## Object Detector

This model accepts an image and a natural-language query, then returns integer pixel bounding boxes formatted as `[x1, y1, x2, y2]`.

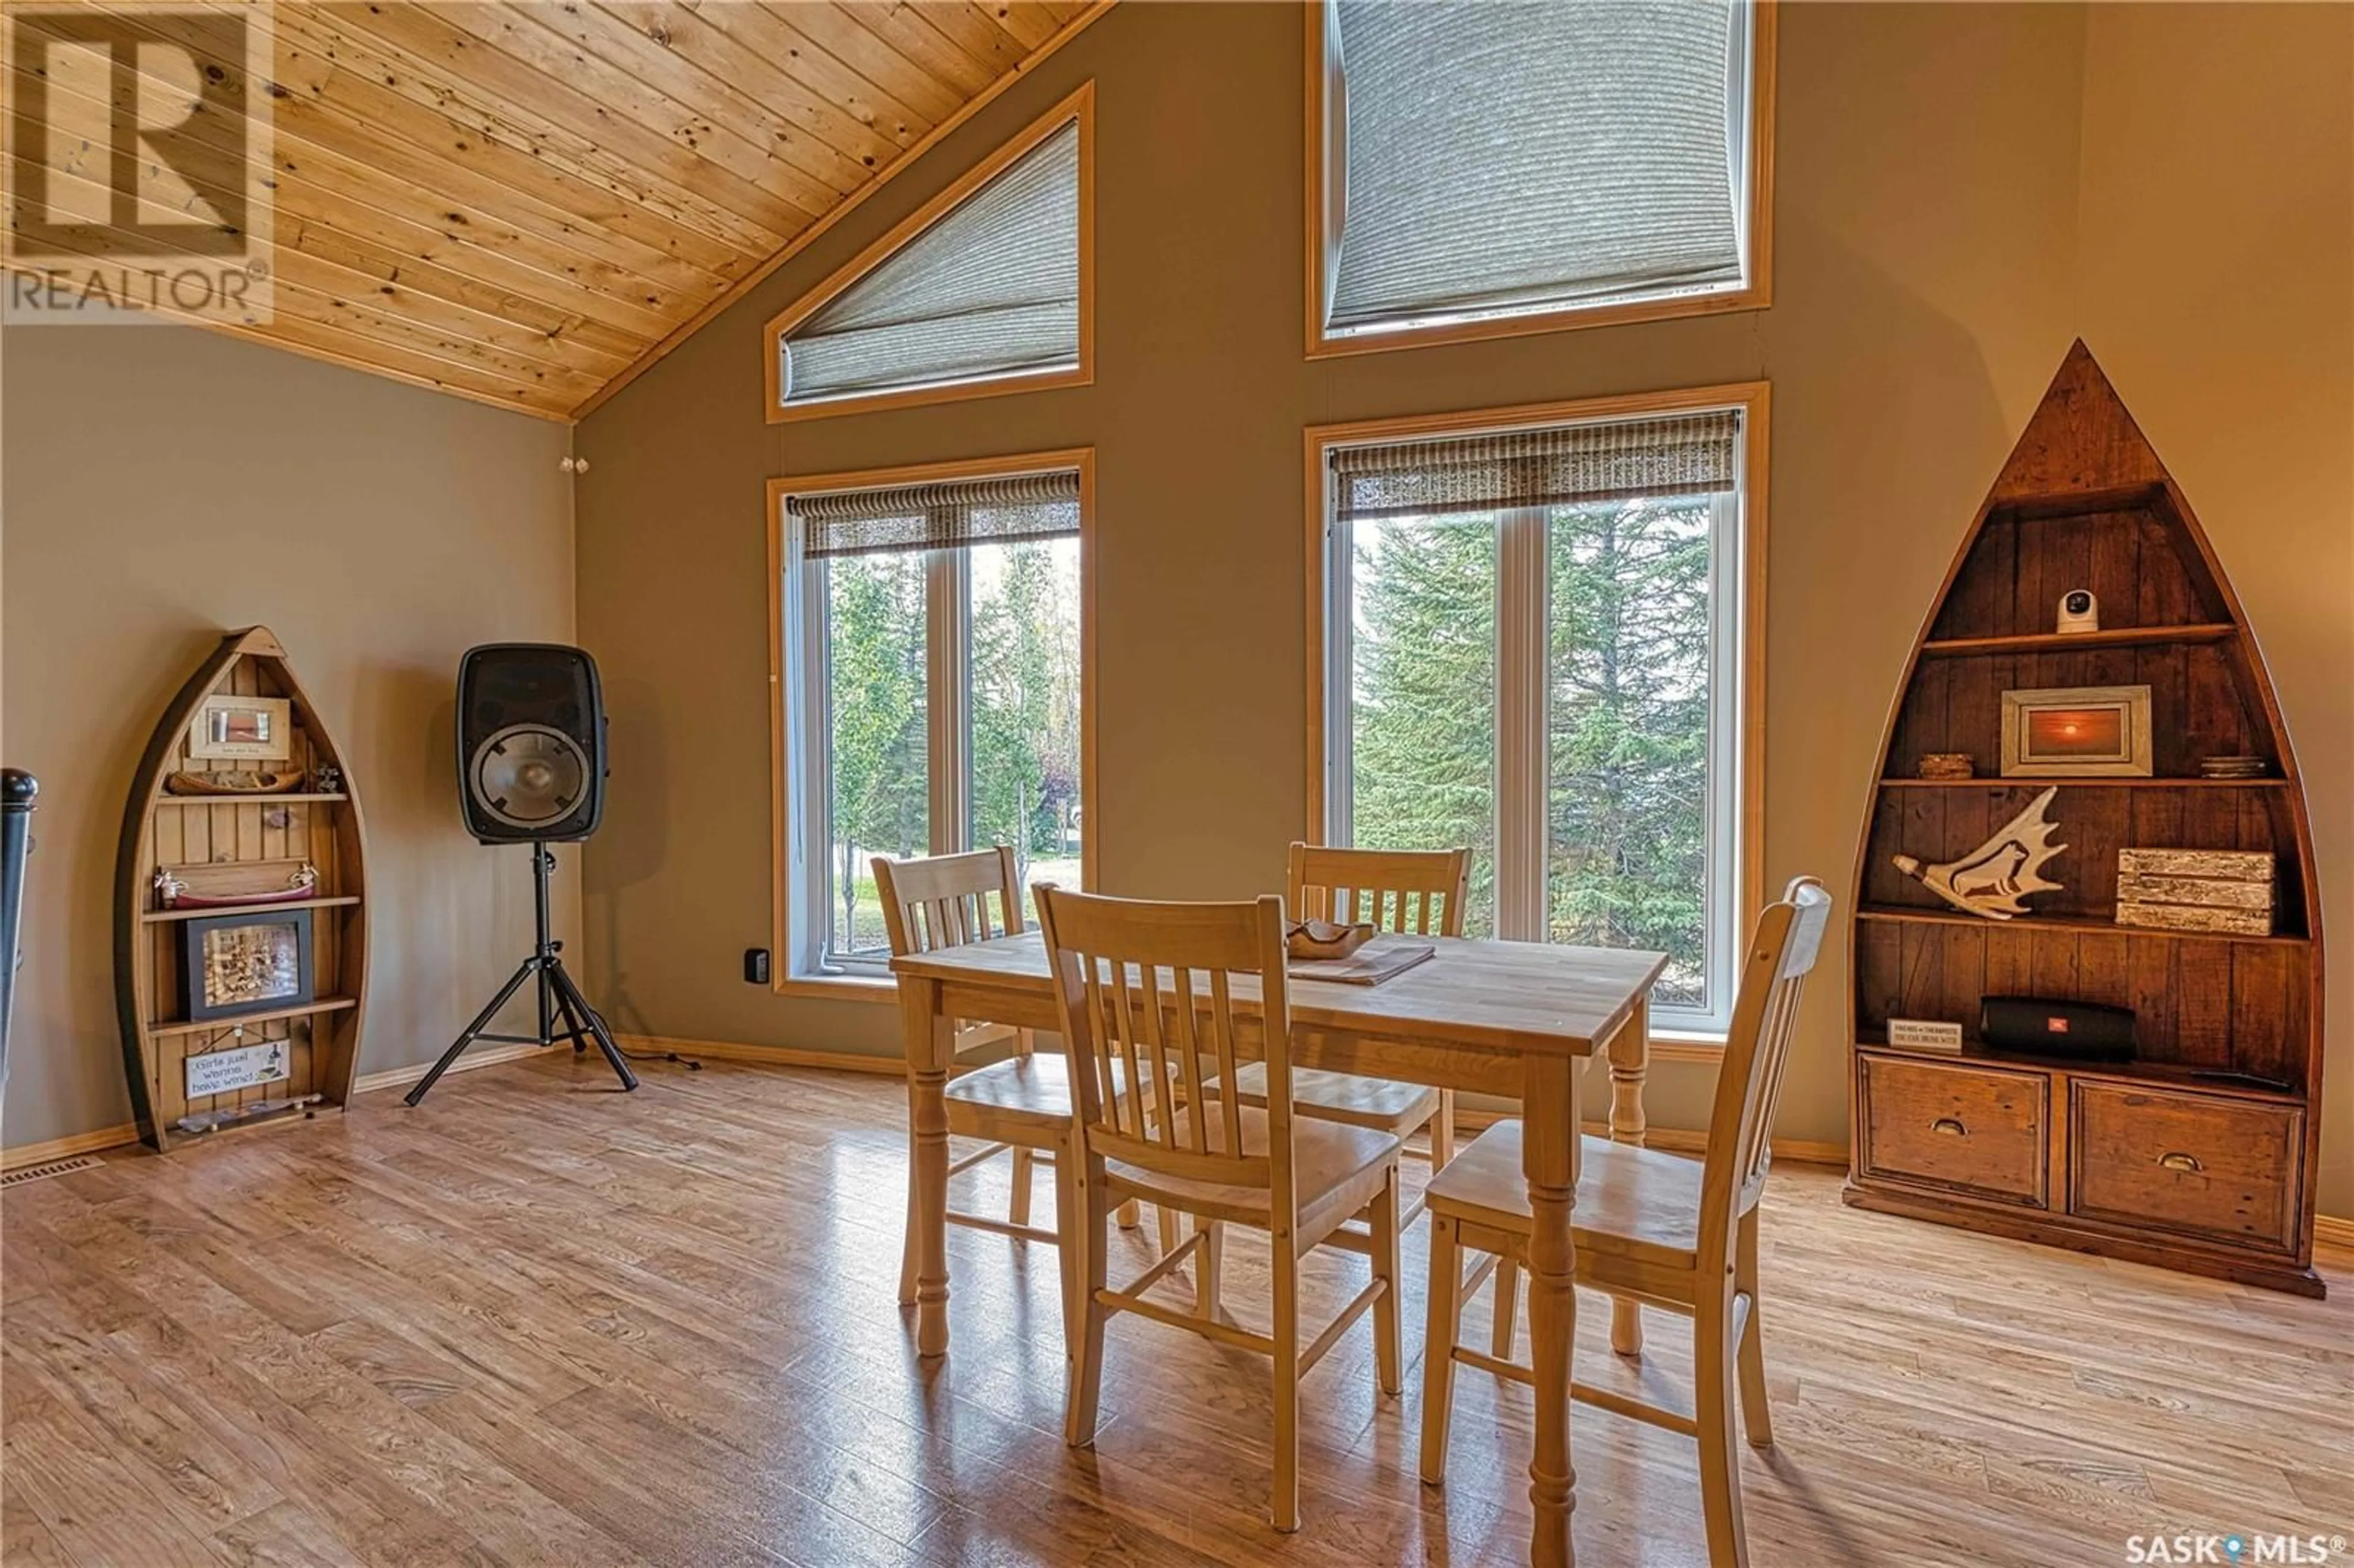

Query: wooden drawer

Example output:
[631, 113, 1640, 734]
[1859, 1054, 2048, 1206]
[2070, 1083, 2301, 1252]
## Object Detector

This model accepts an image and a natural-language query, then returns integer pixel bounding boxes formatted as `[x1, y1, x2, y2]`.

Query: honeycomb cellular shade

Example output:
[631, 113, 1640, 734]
[779, 121, 1081, 406]
[1327, 0, 1747, 333]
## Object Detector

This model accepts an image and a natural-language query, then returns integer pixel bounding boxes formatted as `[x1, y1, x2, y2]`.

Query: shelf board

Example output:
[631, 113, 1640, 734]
[1917, 623, 2235, 658]
[143, 895, 362, 924]
[1877, 775, 2284, 790]
[1856, 1037, 2304, 1103]
[148, 996, 357, 1038]
[1987, 481, 2169, 520]
[154, 793, 349, 807]
[1856, 904, 2309, 946]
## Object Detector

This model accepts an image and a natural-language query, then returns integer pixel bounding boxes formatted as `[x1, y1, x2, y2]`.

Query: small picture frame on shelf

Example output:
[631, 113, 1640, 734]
[180, 909, 314, 1022]
[1999, 684, 2152, 777]
[187, 695, 292, 761]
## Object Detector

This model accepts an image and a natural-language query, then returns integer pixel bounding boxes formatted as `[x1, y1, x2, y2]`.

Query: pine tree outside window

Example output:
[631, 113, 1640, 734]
[772, 455, 1091, 984]
[1312, 394, 1764, 1035]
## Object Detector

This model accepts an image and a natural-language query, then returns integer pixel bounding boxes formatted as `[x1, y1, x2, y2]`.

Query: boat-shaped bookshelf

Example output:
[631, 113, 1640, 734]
[115, 628, 370, 1151]
[1845, 343, 2325, 1296]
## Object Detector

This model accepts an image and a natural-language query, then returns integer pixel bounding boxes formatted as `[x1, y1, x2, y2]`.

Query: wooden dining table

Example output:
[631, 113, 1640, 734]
[890, 929, 1669, 1568]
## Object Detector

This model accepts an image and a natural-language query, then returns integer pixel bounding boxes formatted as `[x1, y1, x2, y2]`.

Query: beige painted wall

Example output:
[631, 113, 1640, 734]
[1, 324, 579, 1149]
[574, 2, 2347, 1216]
[2074, 2, 2354, 1215]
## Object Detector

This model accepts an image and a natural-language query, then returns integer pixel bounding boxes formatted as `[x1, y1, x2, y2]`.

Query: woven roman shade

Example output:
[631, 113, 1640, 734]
[793, 470, 1081, 560]
[1330, 411, 1740, 522]
[782, 122, 1080, 404]
[1328, 0, 1745, 330]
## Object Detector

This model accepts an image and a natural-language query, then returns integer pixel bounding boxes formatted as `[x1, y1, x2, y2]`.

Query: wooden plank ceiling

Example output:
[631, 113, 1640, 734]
[13, 2, 1107, 420]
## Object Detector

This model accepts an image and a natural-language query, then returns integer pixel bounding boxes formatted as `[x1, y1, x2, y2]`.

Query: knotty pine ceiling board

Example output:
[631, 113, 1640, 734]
[7, 1, 1111, 419]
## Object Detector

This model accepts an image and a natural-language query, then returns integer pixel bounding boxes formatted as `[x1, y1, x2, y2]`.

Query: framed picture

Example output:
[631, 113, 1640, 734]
[180, 910, 314, 1022]
[187, 695, 292, 761]
[1999, 684, 2154, 777]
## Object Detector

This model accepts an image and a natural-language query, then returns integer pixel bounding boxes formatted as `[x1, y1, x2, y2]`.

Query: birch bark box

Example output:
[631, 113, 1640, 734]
[2114, 848, 2274, 936]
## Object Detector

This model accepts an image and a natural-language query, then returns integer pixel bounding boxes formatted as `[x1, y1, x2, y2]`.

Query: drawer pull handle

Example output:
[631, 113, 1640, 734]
[2157, 1151, 2204, 1174]
[1931, 1117, 1966, 1136]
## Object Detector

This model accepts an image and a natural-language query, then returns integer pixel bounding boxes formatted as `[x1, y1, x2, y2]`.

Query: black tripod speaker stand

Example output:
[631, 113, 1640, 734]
[405, 845, 637, 1106]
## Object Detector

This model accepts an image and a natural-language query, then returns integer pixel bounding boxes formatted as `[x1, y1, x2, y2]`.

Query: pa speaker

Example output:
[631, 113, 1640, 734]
[456, 644, 606, 843]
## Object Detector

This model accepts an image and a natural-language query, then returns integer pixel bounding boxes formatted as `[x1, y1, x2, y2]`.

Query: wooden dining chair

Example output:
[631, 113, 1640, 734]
[1208, 843, 1471, 1172]
[875, 848, 1150, 1341]
[1418, 876, 1832, 1568]
[1035, 886, 1405, 1534]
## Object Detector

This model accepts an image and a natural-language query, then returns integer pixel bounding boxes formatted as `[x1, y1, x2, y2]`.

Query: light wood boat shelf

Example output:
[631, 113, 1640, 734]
[1845, 343, 2325, 1298]
[153, 792, 351, 807]
[142, 895, 364, 924]
[148, 996, 359, 1039]
[116, 628, 370, 1151]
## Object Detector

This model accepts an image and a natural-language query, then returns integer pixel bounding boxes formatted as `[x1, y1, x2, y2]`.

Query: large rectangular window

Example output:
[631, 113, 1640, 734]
[1308, 0, 1773, 356]
[772, 456, 1090, 985]
[1313, 395, 1762, 1033]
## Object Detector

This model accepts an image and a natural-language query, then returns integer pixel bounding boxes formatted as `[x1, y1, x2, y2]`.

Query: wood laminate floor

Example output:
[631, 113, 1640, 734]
[2, 1052, 2348, 1567]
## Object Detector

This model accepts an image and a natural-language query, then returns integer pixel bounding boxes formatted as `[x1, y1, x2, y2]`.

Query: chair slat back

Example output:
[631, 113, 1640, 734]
[1700, 877, 1833, 1256]
[872, 847, 1022, 958]
[1035, 888, 1295, 1205]
[1287, 843, 1471, 937]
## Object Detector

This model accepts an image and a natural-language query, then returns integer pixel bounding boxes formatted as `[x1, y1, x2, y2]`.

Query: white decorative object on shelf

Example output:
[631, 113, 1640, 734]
[1891, 786, 2067, 920]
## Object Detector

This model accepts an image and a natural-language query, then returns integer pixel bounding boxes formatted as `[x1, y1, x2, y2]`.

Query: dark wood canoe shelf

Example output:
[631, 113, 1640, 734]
[116, 628, 371, 1152]
[1845, 343, 2326, 1297]
[1916, 623, 2236, 658]
[1855, 903, 2311, 945]
[1878, 777, 2286, 789]
[1856, 1033, 2304, 1104]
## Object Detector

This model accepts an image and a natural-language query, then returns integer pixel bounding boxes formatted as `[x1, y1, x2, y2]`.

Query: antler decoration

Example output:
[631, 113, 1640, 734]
[1892, 786, 2067, 920]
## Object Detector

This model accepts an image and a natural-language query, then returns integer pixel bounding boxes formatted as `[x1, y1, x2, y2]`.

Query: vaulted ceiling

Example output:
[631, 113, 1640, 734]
[14, 2, 1109, 420]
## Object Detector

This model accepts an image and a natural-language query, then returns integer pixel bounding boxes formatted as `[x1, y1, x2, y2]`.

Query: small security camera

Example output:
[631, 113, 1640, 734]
[2056, 588, 2099, 634]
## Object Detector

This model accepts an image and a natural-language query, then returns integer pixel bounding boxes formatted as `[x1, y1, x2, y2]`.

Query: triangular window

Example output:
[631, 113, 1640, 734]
[768, 87, 1092, 419]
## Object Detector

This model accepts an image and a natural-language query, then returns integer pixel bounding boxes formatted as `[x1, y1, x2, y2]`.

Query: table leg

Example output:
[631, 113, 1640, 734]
[901, 974, 955, 1358]
[1607, 994, 1650, 1358]
[1523, 1052, 1583, 1568]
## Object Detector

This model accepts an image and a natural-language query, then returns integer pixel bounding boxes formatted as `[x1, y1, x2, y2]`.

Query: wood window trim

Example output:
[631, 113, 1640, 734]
[762, 83, 1096, 425]
[766, 447, 1099, 1002]
[1301, 2, 1778, 361]
[1300, 383, 1771, 1037]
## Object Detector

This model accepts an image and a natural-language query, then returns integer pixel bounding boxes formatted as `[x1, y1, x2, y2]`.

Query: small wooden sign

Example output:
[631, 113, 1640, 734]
[1887, 1018, 1965, 1052]
[185, 1038, 291, 1098]
[2114, 847, 2274, 937]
